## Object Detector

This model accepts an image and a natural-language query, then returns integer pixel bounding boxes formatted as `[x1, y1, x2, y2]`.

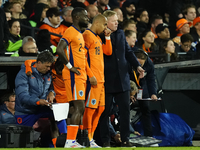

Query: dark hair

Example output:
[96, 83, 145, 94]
[36, 29, 54, 54]
[160, 39, 178, 62]
[181, 33, 194, 43]
[134, 49, 148, 60]
[182, 4, 196, 15]
[160, 39, 170, 54]
[125, 30, 135, 37]
[138, 29, 156, 52]
[37, 51, 54, 64]
[0, 91, 15, 104]
[135, 8, 147, 20]
[55, 57, 64, 75]
[3, 8, 11, 13]
[8, 19, 20, 29]
[138, 29, 151, 45]
[71, 1, 86, 9]
[71, 7, 86, 19]
[150, 14, 163, 25]
[97, 5, 104, 14]
[46, 7, 61, 18]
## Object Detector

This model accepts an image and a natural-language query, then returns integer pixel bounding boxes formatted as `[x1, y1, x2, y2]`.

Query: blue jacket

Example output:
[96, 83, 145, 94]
[0, 104, 16, 124]
[104, 29, 140, 93]
[15, 63, 54, 115]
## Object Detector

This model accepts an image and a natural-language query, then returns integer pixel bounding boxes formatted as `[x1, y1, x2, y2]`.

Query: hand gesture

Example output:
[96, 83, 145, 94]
[89, 76, 97, 86]
[137, 66, 145, 78]
[26, 71, 32, 76]
[130, 95, 137, 103]
[104, 28, 112, 37]
[70, 67, 81, 75]
[39, 99, 51, 106]
[47, 91, 55, 103]
[151, 94, 158, 101]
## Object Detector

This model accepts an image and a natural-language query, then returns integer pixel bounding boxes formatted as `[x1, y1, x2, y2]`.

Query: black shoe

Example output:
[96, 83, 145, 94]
[103, 142, 111, 147]
[121, 141, 135, 147]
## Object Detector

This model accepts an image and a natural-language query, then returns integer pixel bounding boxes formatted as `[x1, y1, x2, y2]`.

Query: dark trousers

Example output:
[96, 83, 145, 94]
[99, 90, 130, 143]
[138, 100, 152, 136]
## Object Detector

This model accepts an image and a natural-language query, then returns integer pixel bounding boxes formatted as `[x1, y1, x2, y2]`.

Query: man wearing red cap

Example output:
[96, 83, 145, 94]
[173, 18, 192, 45]
[190, 16, 200, 43]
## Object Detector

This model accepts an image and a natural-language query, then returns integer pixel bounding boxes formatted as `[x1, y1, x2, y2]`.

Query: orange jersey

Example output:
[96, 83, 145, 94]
[52, 69, 68, 103]
[83, 29, 112, 83]
[40, 24, 68, 46]
[62, 25, 87, 81]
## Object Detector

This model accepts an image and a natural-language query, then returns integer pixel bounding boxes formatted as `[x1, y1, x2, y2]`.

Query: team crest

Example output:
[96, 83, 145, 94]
[79, 90, 84, 97]
[91, 99, 96, 105]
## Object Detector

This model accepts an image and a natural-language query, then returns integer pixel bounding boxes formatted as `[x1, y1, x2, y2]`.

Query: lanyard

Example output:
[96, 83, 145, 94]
[142, 44, 151, 53]
[133, 71, 140, 87]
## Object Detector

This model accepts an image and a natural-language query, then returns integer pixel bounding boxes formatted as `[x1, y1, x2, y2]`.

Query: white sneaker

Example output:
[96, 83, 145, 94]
[64, 140, 85, 148]
[90, 139, 102, 148]
[150, 143, 159, 147]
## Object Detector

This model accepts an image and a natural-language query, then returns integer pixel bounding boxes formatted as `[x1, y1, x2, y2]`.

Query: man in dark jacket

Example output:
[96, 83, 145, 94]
[99, 10, 144, 147]
[0, 91, 16, 124]
[0, 8, 9, 56]
[131, 50, 157, 137]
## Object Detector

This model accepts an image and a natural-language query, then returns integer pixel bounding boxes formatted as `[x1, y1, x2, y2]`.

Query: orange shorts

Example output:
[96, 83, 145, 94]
[64, 79, 86, 102]
[85, 83, 105, 108]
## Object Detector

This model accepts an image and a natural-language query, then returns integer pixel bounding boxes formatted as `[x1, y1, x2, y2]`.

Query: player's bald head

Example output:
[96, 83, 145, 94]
[92, 14, 107, 24]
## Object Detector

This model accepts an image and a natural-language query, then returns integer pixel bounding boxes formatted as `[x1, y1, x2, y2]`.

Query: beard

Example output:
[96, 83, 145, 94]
[99, 2, 108, 6]
[78, 21, 88, 29]
[127, 10, 135, 16]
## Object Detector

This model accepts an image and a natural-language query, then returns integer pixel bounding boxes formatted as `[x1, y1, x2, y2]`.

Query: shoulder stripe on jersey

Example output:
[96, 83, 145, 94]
[72, 25, 82, 33]
[87, 29, 97, 36]
[61, 38, 69, 45]
[85, 46, 88, 50]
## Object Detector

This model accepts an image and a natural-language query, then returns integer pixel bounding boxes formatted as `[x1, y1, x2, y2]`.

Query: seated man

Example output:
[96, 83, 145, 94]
[14, 51, 66, 147]
[39, 7, 68, 46]
[0, 91, 16, 124]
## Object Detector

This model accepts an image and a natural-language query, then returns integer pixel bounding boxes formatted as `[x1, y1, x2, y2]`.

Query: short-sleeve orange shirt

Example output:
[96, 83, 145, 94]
[83, 29, 112, 83]
[61, 25, 87, 81]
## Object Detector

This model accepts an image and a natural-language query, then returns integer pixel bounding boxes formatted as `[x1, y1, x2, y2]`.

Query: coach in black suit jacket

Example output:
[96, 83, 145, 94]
[99, 10, 144, 147]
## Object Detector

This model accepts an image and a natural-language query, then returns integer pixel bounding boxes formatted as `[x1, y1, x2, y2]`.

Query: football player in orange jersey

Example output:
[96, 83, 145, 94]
[56, 7, 96, 148]
[82, 14, 112, 148]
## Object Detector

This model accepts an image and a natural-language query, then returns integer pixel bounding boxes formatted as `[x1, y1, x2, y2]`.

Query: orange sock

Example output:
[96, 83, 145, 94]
[83, 107, 95, 130]
[66, 125, 79, 140]
[52, 138, 57, 148]
[83, 107, 96, 141]
[91, 106, 105, 134]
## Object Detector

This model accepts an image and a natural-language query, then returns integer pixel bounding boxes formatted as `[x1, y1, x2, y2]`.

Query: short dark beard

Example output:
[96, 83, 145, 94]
[78, 21, 88, 29]
[99, 2, 107, 6]
[127, 10, 135, 16]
